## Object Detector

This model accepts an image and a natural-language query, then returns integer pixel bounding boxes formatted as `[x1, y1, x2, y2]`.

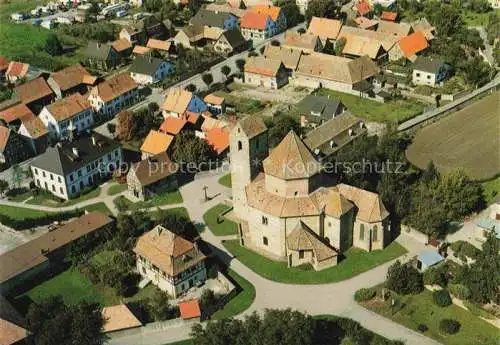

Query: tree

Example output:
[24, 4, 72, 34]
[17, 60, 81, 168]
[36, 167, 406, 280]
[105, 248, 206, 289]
[172, 131, 215, 169]
[373, 3, 382, 16]
[275, 0, 303, 28]
[44, 33, 63, 56]
[149, 290, 172, 321]
[334, 37, 346, 56]
[236, 58, 246, 72]
[267, 115, 300, 148]
[386, 260, 424, 295]
[305, 0, 342, 22]
[421, 160, 439, 184]
[461, 57, 493, 87]
[116, 110, 134, 141]
[200, 289, 218, 313]
[221, 65, 231, 79]
[202, 73, 214, 88]
[188, 0, 203, 15]
[185, 83, 197, 92]
[106, 123, 116, 137]
[0, 179, 8, 196]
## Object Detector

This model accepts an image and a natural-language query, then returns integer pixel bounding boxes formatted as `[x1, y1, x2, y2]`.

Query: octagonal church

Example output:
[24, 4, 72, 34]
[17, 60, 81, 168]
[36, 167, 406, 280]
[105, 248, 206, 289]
[230, 116, 391, 271]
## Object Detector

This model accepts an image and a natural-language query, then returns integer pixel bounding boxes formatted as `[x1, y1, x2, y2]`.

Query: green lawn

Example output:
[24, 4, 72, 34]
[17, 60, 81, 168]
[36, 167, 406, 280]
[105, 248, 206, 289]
[218, 174, 232, 187]
[107, 183, 128, 196]
[7, 190, 33, 202]
[316, 89, 427, 124]
[161, 341, 194, 345]
[0, 205, 53, 220]
[26, 187, 101, 207]
[113, 190, 183, 211]
[223, 240, 407, 284]
[481, 176, 500, 204]
[212, 269, 256, 320]
[360, 288, 499, 345]
[203, 204, 238, 236]
[461, 9, 498, 26]
[83, 202, 113, 216]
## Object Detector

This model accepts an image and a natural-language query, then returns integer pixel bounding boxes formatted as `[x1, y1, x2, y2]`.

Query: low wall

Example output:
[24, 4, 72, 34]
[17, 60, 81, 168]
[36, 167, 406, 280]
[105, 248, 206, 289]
[109, 318, 199, 339]
[441, 89, 472, 101]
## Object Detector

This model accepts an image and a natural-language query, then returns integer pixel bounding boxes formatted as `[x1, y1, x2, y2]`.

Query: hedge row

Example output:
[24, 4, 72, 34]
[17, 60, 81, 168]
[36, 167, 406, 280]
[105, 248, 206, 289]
[0, 209, 84, 230]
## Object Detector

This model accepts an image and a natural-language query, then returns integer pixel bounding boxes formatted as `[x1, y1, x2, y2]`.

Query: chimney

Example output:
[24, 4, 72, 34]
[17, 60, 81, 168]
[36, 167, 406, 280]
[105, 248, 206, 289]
[72, 147, 79, 157]
[91, 135, 97, 146]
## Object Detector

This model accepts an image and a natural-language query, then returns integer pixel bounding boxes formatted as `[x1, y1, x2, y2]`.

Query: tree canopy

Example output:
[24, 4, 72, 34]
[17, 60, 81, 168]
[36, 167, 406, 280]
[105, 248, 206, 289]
[44, 34, 63, 56]
[305, 0, 342, 23]
[172, 131, 216, 169]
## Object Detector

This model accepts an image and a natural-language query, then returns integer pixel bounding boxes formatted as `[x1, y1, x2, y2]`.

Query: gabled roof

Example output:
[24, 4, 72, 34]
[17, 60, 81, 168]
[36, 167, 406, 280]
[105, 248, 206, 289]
[111, 38, 132, 53]
[102, 305, 142, 333]
[129, 152, 178, 186]
[307, 17, 343, 40]
[219, 29, 247, 49]
[90, 73, 138, 103]
[190, 8, 236, 28]
[354, 0, 372, 15]
[15, 77, 54, 105]
[241, 11, 270, 30]
[205, 127, 230, 154]
[380, 11, 397, 21]
[21, 115, 48, 138]
[397, 31, 428, 59]
[0, 103, 34, 124]
[178, 24, 205, 41]
[342, 35, 385, 59]
[0, 318, 28, 345]
[45, 93, 90, 122]
[244, 56, 283, 77]
[377, 21, 412, 37]
[263, 45, 302, 70]
[250, 5, 282, 20]
[159, 116, 187, 135]
[237, 115, 267, 139]
[296, 94, 342, 120]
[132, 45, 151, 55]
[287, 221, 338, 262]
[206, 4, 245, 17]
[84, 41, 116, 60]
[263, 130, 322, 180]
[339, 26, 399, 50]
[411, 17, 435, 40]
[412, 56, 445, 74]
[417, 250, 444, 266]
[337, 183, 389, 222]
[50, 64, 96, 91]
[0, 126, 10, 153]
[140, 130, 174, 155]
[129, 56, 167, 76]
[146, 38, 173, 51]
[354, 16, 379, 30]
[204, 93, 225, 105]
[178, 299, 201, 320]
[6, 62, 29, 78]
[283, 32, 320, 51]
[161, 88, 194, 114]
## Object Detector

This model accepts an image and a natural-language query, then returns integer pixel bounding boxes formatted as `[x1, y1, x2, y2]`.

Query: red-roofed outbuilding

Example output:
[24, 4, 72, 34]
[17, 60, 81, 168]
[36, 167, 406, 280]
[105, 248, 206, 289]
[178, 299, 201, 320]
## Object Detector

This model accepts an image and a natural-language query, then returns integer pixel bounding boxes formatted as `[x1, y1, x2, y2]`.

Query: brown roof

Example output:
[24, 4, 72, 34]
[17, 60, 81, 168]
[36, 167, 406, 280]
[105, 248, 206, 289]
[15, 77, 54, 105]
[0, 319, 28, 345]
[133, 225, 206, 276]
[287, 221, 338, 261]
[307, 17, 343, 40]
[0, 126, 10, 152]
[161, 88, 193, 114]
[380, 11, 397, 21]
[0, 103, 35, 124]
[159, 116, 187, 135]
[147, 38, 172, 51]
[337, 183, 389, 222]
[244, 56, 283, 77]
[237, 115, 267, 139]
[354, 16, 379, 30]
[339, 26, 399, 51]
[129, 152, 178, 186]
[50, 64, 95, 91]
[240, 11, 270, 30]
[0, 57, 9, 72]
[90, 73, 138, 103]
[263, 45, 302, 70]
[140, 130, 174, 155]
[102, 305, 142, 333]
[397, 31, 428, 59]
[342, 35, 384, 59]
[250, 5, 282, 21]
[112, 38, 132, 53]
[0, 212, 113, 284]
[376, 21, 412, 37]
[203, 93, 225, 105]
[283, 32, 320, 51]
[21, 116, 48, 138]
[132, 45, 151, 55]
[46, 93, 91, 122]
[295, 53, 379, 84]
[206, 3, 245, 17]
[263, 130, 322, 180]
[6, 62, 29, 78]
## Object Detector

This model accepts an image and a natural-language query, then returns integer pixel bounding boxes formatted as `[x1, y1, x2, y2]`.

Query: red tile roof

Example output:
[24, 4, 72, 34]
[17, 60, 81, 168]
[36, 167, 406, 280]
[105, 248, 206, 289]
[15, 77, 54, 105]
[178, 299, 201, 320]
[380, 11, 397, 21]
[159, 117, 187, 135]
[250, 5, 281, 21]
[398, 31, 429, 58]
[205, 127, 230, 154]
[241, 12, 270, 30]
[0, 126, 10, 152]
[184, 111, 200, 125]
[0, 57, 9, 72]
[0, 103, 35, 124]
[6, 62, 29, 78]
[355, 0, 372, 16]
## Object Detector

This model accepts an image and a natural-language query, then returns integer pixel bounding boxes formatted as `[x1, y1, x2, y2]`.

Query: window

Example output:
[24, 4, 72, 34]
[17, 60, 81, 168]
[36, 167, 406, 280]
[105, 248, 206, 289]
[262, 216, 268, 225]
[52, 184, 55, 192]
[372, 226, 378, 242]
[71, 186, 76, 193]
[42, 171, 46, 177]
[299, 250, 304, 259]
[263, 236, 268, 246]
[237, 141, 242, 151]
[416, 73, 421, 77]
[70, 174, 74, 182]
[78, 170, 82, 177]
[58, 176, 61, 183]
[360, 224, 365, 240]
[328, 222, 331, 227]
[34, 168, 38, 175]
[50, 173, 53, 180]
[60, 187, 63, 194]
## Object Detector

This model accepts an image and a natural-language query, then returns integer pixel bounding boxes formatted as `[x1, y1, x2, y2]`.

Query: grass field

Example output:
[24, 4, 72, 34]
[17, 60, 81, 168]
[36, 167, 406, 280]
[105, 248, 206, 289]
[223, 240, 407, 284]
[317, 89, 427, 124]
[0, 205, 53, 220]
[113, 191, 183, 211]
[83, 202, 113, 216]
[360, 288, 499, 345]
[26, 187, 101, 207]
[107, 183, 128, 196]
[481, 177, 500, 204]
[218, 174, 232, 187]
[461, 9, 499, 26]
[406, 93, 500, 180]
[212, 269, 256, 320]
[203, 204, 238, 236]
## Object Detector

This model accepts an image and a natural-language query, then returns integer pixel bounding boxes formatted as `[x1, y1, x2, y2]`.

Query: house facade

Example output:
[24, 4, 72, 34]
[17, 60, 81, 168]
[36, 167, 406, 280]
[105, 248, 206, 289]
[18, 116, 49, 155]
[134, 225, 207, 297]
[47, 64, 97, 99]
[30, 134, 122, 200]
[244, 56, 288, 89]
[161, 88, 207, 118]
[230, 117, 390, 270]
[0, 126, 33, 167]
[240, 12, 275, 41]
[129, 56, 174, 85]
[84, 42, 121, 71]
[412, 56, 448, 87]
[88, 73, 139, 118]
[214, 29, 247, 55]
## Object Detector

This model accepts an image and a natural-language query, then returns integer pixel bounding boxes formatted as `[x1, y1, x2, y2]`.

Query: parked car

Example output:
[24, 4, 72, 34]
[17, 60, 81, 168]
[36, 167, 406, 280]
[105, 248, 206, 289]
[116, 9, 128, 18]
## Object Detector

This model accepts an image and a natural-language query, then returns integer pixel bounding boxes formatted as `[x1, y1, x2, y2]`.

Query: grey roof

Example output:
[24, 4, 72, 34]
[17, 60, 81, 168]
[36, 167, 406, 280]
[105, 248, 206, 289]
[129, 56, 167, 76]
[297, 95, 343, 122]
[190, 9, 235, 29]
[220, 28, 246, 49]
[31, 133, 120, 176]
[84, 41, 114, 60]
[418, 251, 444, 267]
[413, 56, 444, 74]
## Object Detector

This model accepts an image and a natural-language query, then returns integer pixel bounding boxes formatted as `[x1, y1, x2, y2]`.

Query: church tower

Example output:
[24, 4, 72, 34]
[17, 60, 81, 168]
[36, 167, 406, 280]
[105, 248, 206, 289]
[230, 116, 268, 219]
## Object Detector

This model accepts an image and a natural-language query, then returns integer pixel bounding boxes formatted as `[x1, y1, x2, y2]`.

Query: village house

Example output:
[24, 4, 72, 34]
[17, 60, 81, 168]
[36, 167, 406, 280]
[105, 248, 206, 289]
[206, 3, 245, 18]
[134, 225, 207, 297]
[88, 73, 139, 118]
[390, 32, 429, 63]
[214, 29, 247, 55]
[161, 88, 207, 118]
[353, 0, 373, 18]
[240, 12, 275, 41]
[303, 113, 366, 159]
[412, 56, 449, 87]
[282, 32, 323, 54]
[120, 16, 170, 46]
[0, 57, 9, 81]
[339, 34, 387, 63]
[204, 94, 226, 114]
[376, 21, 413, 38]
[0, 318, 28, 345]
[0, 103, 35, 127]
[307, 17, 343, 46]
[190, 8, 239, 32]
[47, 64, 97, 99]
[205, 127, 231, 156]
[354, 16, 379, 30]
[14, 77, 56, 113]
[251, 5, 287, 34]
[174, 25, 206, 48]
[293, 53, 379, 96]
[5, 61, 30, 83]
[84, 41, 121, 71]
[146, 38, 176, 55]
[411, 18, 435, 40]
[111, 38, 133, 59]
[129, 56, 175, 85]
[338, 26, 400, 61]
[18, 116, 49, 155]
[30, 133, 122, 200]
[244, 56, 288, 89]
[0, 126, 33, 167]
[160, 112, 203, 136]
[475, 201, 500, 242]
[119, 27, 147, 46]
[263, 45, 302, 74]
[132, 45, 152, 57]
[0, 212, 113, 294]
[140, 130, 174, 159]
[127, 152, 178, 200]
[230, 117, 390, 270]
[380, 11, 398, 22]
[39, 93, 93, 141]
[296, 94, 346, 127]
[101, 305, 142, 334]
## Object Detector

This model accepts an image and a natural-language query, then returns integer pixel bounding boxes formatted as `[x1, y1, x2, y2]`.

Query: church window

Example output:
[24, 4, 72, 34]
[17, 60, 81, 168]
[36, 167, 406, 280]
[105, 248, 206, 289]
[238, 141, 242, 151]
[372, 226, 378, 242]
[262, 216, 268, 225]
[299, 250, 304, 259]
[263, 236, 268, 246]
[360, 224, 365, 240]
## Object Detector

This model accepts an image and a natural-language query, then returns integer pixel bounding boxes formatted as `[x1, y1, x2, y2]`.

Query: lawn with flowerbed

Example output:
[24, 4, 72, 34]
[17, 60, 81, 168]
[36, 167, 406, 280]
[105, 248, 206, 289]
[113, 190, 183, 211]
[223, 240, 407, 284]
[203, 204, 238, 236]
[26, 187, 101, 207]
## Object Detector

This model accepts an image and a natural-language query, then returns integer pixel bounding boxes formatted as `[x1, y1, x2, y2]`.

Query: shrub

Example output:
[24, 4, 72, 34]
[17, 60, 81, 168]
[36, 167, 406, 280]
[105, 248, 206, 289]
[354, 288, 376, 301]
[423, 266, 447, 287]
[448, 284, 471, 300]
[450, 241, 480, 260]
[417, 324, 428, 333]
[433, 289, 452, 307]
[439, 319, 461, 334]
[386, 261, 424, 295]
[0, 209, 84, 230]
[5, 187, 29, 197]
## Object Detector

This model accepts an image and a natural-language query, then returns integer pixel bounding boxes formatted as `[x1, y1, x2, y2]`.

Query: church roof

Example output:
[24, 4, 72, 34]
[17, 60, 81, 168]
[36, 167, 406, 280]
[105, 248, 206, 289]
[263, 131, 322, 180]
[337, 183, 389, 223]
[287, 221, 338, 261]
[237, 116, 267, 139]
